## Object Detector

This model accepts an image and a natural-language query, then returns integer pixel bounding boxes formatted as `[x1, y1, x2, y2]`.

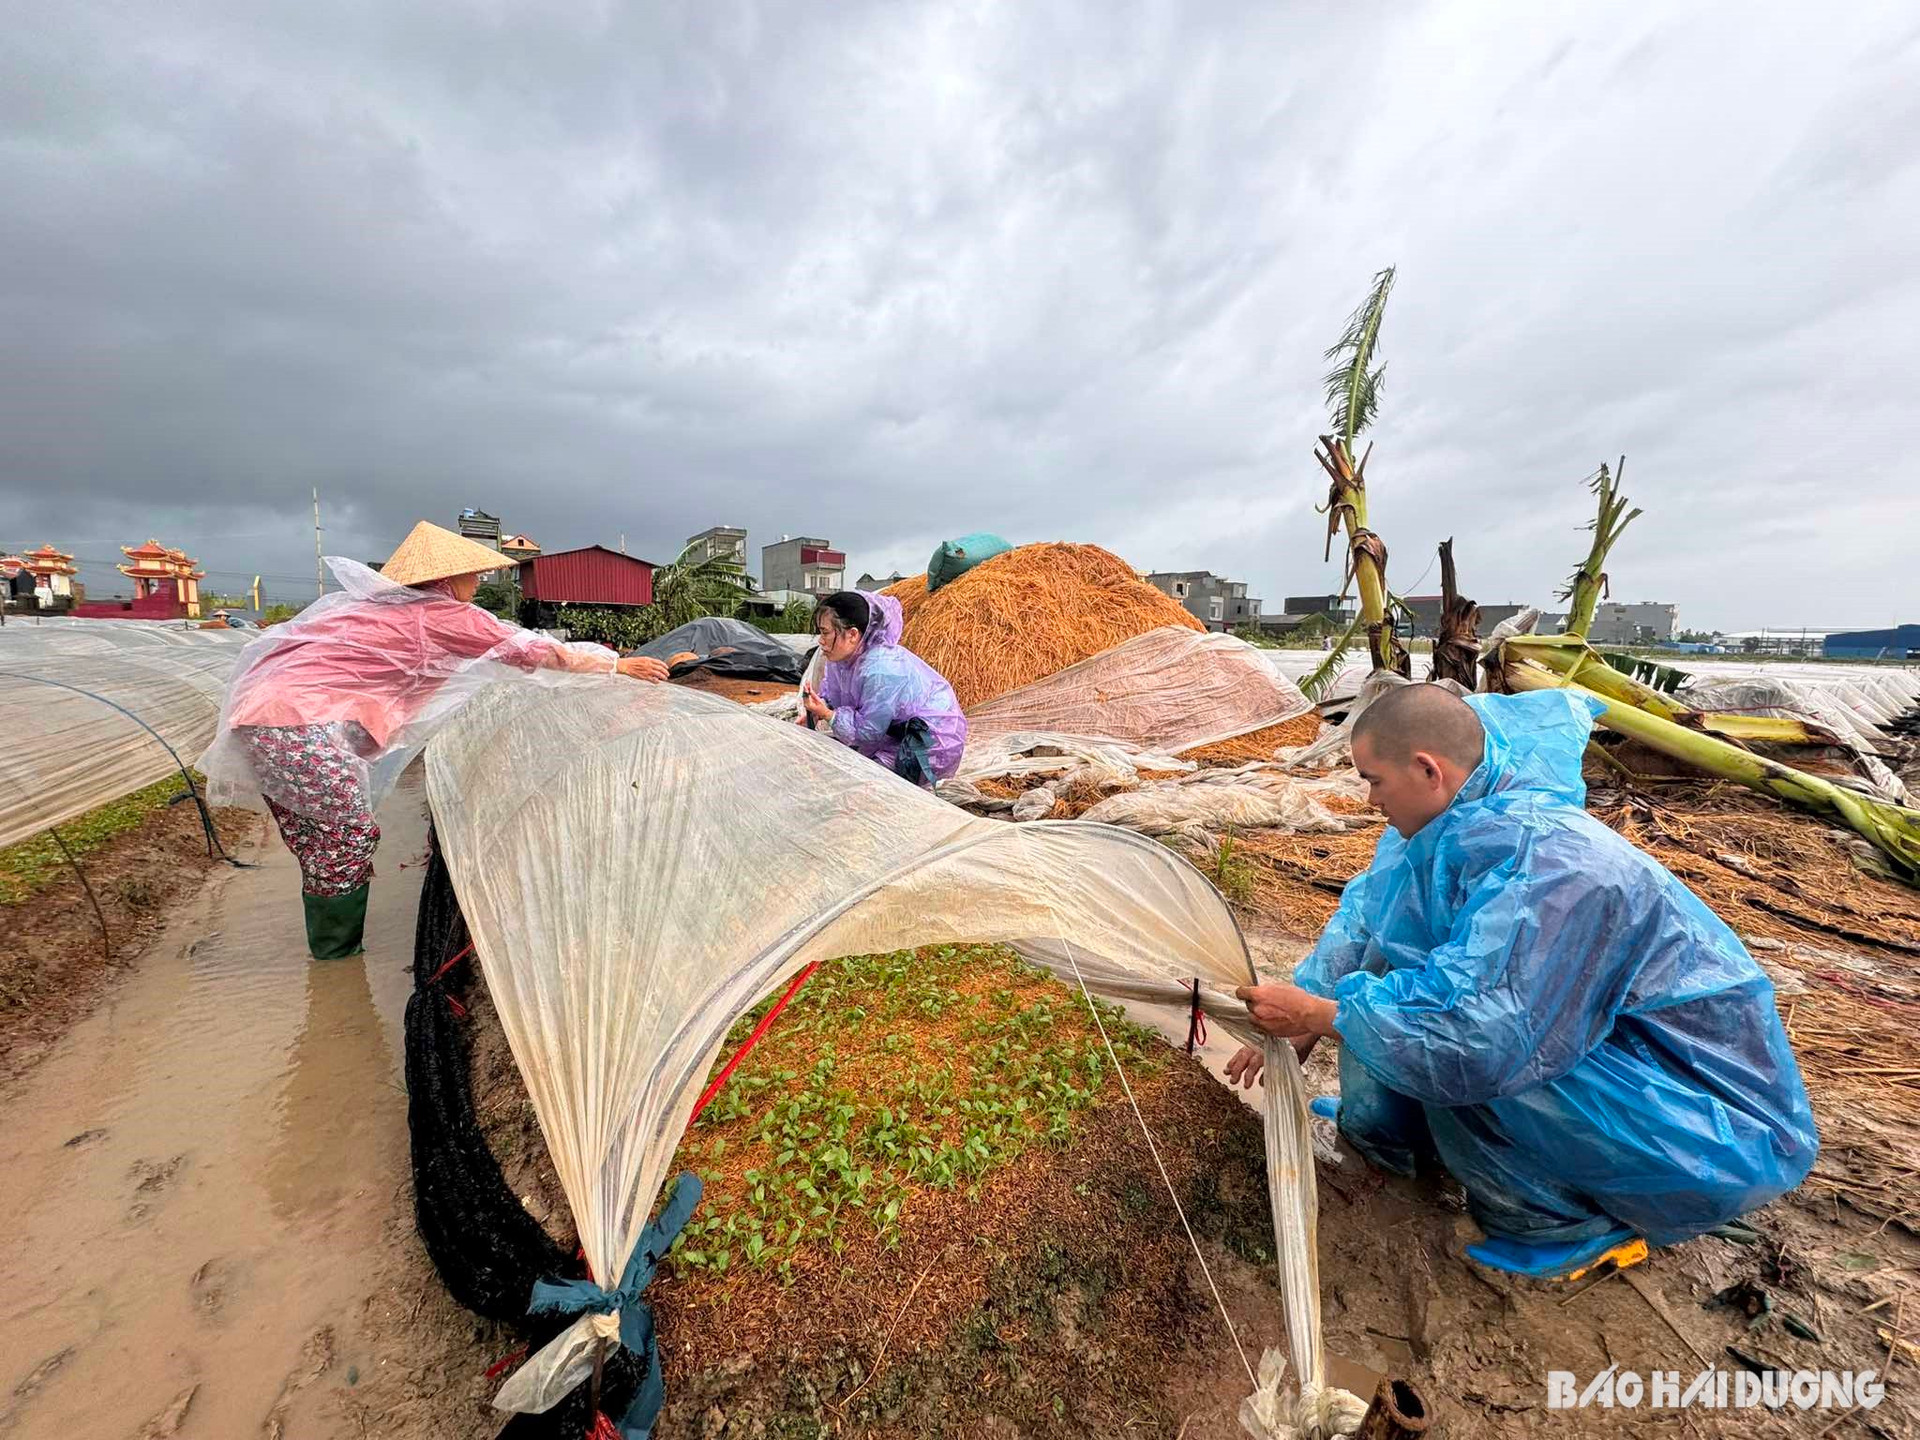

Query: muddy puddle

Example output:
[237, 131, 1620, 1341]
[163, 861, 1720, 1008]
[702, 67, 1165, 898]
[0, 774, 431, 1438]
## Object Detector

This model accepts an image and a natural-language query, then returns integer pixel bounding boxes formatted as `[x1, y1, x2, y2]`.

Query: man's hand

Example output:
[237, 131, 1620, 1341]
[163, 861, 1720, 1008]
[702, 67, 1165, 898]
[1234, 983, 1338, 1039]
[615, 655, 670, 682]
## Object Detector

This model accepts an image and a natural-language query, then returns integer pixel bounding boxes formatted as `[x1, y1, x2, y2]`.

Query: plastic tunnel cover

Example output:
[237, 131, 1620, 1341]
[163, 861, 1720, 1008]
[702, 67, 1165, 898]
[424, 679, 1312, 1418]
[0, 630, 249, 848]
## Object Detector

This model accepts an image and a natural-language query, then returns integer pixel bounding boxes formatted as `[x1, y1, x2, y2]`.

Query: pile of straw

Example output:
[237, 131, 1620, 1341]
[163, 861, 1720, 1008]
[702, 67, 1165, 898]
[1178, 714, 1323, 767]
[882, 543, 1203, 709]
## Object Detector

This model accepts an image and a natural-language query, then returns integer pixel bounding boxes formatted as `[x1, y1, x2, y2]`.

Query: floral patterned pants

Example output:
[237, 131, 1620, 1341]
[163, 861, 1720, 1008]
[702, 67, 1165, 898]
[240, 724, 381, 896]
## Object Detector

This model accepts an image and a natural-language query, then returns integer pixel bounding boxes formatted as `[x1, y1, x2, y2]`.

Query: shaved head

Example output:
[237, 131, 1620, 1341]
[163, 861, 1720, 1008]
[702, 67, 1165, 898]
[1353, 685, 1486, 772]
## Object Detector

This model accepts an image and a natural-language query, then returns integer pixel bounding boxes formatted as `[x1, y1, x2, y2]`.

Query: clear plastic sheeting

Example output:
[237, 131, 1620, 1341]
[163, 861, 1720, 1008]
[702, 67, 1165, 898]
[965, 628, 1311, 753]
[951, 732, 1196, 784]
[1240, 1039, 1367, 1440]
[1264, 653, 1371, 706]
[0, 616, 251, 656]
[1682, 677, 1912, 803]
[422, 679, 1334, 1420]
[0, 624, 248, 848]
[1079, 768, 1366, 837]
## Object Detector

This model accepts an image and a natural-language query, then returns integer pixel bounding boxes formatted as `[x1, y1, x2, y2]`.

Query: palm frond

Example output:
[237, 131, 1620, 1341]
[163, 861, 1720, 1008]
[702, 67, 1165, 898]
[1299, 613, 1367, 703]
[1556, 457, 1642, 609]
[1321, 266, 1396, 448]
[652, 542, 749, 628]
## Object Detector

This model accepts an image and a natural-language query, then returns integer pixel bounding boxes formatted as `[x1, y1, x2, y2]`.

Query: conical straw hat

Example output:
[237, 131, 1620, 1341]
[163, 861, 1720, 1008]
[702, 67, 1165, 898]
[381, 522, 509, 586]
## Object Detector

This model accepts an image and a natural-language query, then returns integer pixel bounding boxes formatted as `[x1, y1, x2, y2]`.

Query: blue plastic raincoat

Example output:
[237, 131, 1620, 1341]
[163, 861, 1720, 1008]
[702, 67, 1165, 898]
[816, 591, 968, 785]
[1295, 690, 1818, 1246]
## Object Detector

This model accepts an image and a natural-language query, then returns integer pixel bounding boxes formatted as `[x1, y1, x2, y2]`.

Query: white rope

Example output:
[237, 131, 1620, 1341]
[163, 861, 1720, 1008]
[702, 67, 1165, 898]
[1057, 937, 1259, 1389]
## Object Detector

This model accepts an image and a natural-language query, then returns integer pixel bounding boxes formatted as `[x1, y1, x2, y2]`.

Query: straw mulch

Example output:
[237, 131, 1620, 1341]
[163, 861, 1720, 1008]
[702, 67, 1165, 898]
[1177, 714, 1323, 767]
[1234, 826, 1386, 934]
[883, 544, 1204, 709]
[1594, 791, 1920, 957]
[879, 572, 929, 624]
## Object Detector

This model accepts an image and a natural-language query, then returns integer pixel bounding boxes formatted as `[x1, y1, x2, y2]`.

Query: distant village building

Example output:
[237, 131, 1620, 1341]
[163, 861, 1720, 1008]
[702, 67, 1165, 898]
[72, 539, 205, 619]
[457, 508, 503, 549]
[1, 555, 32, 607]
[855, 570, 909, 591]
[500, 533, 542, 564]
[1587, 602, 1678, 646]
[1400, 595, 1533, 640]
[1145, 571, 1264, 631]
[761, 536, 844, 597]
[456, 508, 505, 580]
[1281, 594, 1358, 625]
[685, 526, 749, 569]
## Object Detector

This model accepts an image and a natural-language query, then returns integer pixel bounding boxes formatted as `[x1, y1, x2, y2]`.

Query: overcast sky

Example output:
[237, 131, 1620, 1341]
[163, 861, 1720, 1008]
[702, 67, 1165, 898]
[4, 1, 1916, 629]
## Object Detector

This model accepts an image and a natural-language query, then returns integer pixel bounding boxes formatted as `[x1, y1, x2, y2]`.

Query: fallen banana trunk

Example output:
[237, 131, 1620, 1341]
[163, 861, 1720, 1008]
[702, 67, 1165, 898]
[1502, 634, 1840, 747]
[1501, 657, 1920, 881]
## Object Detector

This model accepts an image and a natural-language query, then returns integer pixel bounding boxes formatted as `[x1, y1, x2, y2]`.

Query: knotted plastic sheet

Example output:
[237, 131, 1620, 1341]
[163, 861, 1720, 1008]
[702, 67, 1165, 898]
[423, 679, 1333, 1419]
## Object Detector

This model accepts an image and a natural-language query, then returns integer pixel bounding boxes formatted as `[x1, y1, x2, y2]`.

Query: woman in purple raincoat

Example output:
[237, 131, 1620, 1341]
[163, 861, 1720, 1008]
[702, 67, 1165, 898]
[799, 591, 967, 785]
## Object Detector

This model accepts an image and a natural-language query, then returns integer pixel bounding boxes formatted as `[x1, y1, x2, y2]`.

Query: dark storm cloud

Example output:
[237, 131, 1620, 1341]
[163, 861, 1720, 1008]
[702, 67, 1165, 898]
[3, 1, 1915, 625]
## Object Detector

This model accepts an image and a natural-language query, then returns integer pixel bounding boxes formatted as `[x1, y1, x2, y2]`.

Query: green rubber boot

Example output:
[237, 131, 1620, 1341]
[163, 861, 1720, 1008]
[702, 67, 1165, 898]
[302, 883, 370, 959]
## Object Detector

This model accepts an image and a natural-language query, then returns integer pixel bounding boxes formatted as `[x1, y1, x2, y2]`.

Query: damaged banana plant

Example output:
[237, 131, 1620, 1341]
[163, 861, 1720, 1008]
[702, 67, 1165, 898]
[1496, 653, 1920, 881]
[1303, 265, 1409, 701]
[1500, 460, 1841, 745]
[1561, 458, 1640, 639]
[1430, 538, 1481, 689]
[1485, 462, 1920, 880]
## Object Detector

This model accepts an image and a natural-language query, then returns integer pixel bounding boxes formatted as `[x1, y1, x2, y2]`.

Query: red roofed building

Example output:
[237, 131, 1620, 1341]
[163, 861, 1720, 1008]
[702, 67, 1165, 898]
[517, 545, 656, 626]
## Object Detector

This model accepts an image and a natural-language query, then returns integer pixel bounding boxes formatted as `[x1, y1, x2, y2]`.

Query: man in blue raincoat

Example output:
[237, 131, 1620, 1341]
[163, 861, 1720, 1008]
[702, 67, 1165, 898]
[1227, 684, 1818, 1279]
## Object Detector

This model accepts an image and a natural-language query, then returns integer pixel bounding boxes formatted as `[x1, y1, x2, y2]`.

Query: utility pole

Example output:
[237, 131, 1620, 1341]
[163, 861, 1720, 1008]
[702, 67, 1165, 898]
[313, 487, 325, 597]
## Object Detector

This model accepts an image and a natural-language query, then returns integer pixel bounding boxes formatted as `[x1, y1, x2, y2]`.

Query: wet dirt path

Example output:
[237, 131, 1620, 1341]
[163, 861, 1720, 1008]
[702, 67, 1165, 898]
[0, 774, 430, 1438]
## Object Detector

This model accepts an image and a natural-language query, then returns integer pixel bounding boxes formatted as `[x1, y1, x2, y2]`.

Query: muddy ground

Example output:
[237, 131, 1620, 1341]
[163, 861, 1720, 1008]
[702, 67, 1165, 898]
[0, 796, 260, 1087]
[4, 767, 1919, 1437]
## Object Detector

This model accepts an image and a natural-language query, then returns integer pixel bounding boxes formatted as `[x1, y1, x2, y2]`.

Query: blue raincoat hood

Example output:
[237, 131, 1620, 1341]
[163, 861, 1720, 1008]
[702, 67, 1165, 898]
[1296, 690, 1817, 1245]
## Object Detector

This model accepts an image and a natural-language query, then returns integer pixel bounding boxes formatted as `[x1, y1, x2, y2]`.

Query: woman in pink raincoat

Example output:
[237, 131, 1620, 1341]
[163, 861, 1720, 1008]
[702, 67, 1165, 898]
[202, 521, 667, 959]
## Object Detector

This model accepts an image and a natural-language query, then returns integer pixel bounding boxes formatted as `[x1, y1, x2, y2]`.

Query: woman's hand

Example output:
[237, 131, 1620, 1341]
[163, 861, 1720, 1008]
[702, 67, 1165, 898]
[1224, 1036, 1322, 1091]
[616, 656, 671, 682]
[802, 691, 834, 726]
[1233, 983, 1338, 1039]
[1225, 1044, 1266, 1090]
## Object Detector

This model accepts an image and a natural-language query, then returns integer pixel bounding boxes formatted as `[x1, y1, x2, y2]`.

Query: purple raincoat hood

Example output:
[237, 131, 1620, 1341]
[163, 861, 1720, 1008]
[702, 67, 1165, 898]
[855, 590, 903, 651]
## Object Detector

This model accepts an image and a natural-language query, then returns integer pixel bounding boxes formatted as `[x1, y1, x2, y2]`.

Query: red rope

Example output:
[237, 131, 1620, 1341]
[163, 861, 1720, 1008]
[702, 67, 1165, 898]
[428, 942, 474, 1018]
[483, 1344, 528, 1380]
[689, 962, 820, 1124]
[587, 1412, 622, 1440]
[429, 942, 474, 985]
